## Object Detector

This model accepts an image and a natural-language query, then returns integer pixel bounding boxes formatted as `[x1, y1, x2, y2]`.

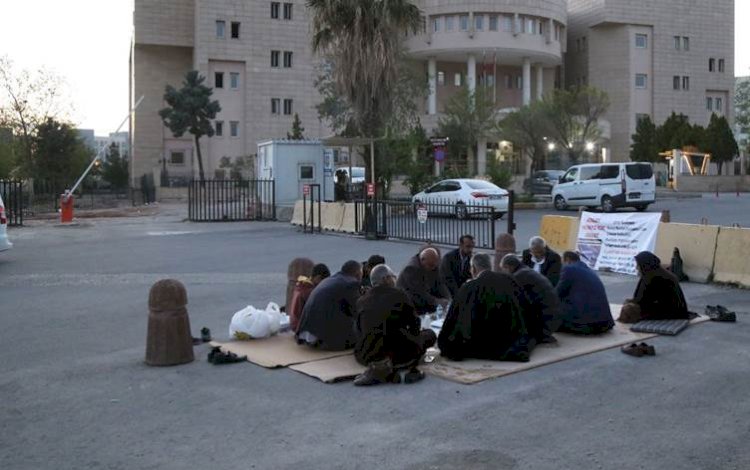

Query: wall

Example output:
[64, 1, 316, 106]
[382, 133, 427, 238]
[134, 0, 195, 47]
[675, 175, 750, 193]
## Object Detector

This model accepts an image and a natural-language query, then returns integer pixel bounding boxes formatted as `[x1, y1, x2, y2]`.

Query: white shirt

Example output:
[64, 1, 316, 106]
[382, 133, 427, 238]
[532, 255, 545, 273]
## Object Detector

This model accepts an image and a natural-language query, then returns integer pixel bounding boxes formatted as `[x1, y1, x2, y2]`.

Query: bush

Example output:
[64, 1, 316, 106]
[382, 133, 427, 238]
[402, 159, 437, 195]
[486, 160, 514, 189]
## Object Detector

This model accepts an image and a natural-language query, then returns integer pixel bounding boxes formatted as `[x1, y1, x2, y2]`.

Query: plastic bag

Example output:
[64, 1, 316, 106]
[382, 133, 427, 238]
[229, 302, 285, 340]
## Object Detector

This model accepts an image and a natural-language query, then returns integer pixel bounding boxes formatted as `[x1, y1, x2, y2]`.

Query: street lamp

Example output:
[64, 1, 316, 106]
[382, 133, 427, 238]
[547, 143, 556, 151]
[585, 141, 595, 152]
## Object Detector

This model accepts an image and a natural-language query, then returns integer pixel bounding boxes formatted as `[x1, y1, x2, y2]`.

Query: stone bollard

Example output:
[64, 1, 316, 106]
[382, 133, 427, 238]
[145, 279, 194, 366]
[286, 258, 314, 310]
[661, 210, 670, 223]
[494, 233, 517, 272]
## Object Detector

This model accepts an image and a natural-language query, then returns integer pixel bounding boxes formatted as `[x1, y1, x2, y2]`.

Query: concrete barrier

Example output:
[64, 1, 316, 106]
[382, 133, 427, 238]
[713, 226, 750, 287]
[321, 202, 346, 231]
[290, 200, 304, 225]
[290, 199, 321, 228]
[654, 223, 720, 283]
[339, 203, 357, 233]
[539, 215, 580, 252]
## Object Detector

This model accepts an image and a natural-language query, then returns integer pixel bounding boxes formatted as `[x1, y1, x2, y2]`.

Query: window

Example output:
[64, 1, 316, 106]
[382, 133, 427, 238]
[515, 16, 523, 33]
[635, 73, 647, 89]
[580, 167, 599, 181]
[445, 16, 454, 31]
[283, 51, 293, 68]
[283, 98, 293, 115]
[709, 58, 715, 72]
[230, 72, 239, 89]
[716, 98, 723, 113]
[599, 165, 620, 179]
[271, 2, 280, 19]
[635, 34, 648, 49]
[214, 72, 224, 88]
[526, 18, 534, 34]
[230, 121, 239, 137]
[505, 74, 512, 89]
[502, 15, 513, 32]
[636, 114, 650, 125]
[271, 50, 280, 67]
[682, 76, 690, 91]
[626, 163, 653, 180]
[718, 59, 725, 73]
[516, 75, 523, 89]
[215, 121, 223, 136]
[271, 98, 280, 115]
[169, 151, 185, 165]
[486, 75, 495, 87]
[454, 73, 462, 87]
[581, 36, 587, 51]
[561, 168, 578, 183]
[554, 24, 560, 41]
[673, 76, 681, 90]
[216, 20, 226, 38]
[706, 97, 713, 111]
[475, 14, 484, 31]
[283, 3, 293, 20]
[299, 165, 314, 180]
[683, 37, 689, 51]
[437, 71, 445, 86]
[674, 36, 681, 50]
[459, 15, 468, 31]
[432, 17, 440, 33]
[538, 20, 544, 35]
[489, 15, 498, 31]
[231, 22, 240, 39]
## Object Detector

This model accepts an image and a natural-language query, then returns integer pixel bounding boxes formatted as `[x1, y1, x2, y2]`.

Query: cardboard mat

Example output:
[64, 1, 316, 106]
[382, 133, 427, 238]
[289, 354, 365, 383]
[210, 333, 352, 368]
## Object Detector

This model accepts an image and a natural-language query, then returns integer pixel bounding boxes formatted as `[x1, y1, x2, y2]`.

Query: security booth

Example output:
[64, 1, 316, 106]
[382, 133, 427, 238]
[257, 139, 334, 205]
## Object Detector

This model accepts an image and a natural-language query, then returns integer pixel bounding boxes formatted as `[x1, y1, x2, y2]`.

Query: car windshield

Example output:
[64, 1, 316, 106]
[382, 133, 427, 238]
[466, 180, 498, 190]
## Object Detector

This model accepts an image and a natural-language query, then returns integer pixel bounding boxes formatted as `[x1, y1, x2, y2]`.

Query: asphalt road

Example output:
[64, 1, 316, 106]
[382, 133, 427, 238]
[1, 203, 749, 470]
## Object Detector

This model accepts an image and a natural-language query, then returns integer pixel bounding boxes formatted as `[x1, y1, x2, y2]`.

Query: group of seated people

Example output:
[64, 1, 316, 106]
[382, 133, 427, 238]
[285, 235, 690, 386]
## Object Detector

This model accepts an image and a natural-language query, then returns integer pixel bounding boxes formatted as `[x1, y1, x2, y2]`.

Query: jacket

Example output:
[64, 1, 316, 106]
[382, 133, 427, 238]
[289, 277, 315, 333]
[512, 267, 562, 339]
[296, 272, 360, 350]
[555, 261, 614, 331]
[440, 248, 473, 298]
[522, 247, 563, 286]
[396, 253, 450, 315]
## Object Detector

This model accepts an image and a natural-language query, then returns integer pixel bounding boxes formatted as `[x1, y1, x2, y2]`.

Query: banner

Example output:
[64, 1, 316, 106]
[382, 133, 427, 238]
[576, 212, 662, 275]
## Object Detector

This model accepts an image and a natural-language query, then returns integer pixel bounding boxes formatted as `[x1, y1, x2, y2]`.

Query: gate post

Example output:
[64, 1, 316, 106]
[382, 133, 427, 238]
[507, 190, 516, 235]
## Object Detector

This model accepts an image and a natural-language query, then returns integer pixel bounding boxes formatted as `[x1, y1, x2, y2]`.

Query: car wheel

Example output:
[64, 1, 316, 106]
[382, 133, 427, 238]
[554, 195, 567, 211]
[635, 204, 649, 212]
[455, 202, 468, 220]
[601, 195, 615, 213]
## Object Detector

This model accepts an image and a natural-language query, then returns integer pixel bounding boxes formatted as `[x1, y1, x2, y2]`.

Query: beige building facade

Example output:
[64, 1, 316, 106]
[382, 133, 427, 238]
[566, 0, 735, 162]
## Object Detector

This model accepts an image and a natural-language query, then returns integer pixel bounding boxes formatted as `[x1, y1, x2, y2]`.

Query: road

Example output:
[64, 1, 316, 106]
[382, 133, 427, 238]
[1, 207, 749, 470]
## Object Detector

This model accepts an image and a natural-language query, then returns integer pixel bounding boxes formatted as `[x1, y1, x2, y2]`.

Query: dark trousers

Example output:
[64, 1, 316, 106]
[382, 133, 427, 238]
[390, 330, 437, 369]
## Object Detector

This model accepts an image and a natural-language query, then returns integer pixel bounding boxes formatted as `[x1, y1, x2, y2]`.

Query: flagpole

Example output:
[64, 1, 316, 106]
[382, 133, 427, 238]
[493, 49, 497, 103]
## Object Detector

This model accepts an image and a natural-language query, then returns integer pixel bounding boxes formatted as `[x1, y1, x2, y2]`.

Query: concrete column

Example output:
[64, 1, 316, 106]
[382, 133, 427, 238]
[522, 58, 531, 106]
[535, 65, 544, 100]
[467, 54, 477, 94]
[428, 58, 437, 115]
[477, 139, 487, 176]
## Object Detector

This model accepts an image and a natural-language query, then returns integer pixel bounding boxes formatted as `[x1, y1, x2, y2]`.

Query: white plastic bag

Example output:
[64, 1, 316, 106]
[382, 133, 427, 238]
[229, 302, 285, 340]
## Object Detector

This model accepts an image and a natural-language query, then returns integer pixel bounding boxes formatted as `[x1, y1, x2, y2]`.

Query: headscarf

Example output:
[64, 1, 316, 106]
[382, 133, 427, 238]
[635, 251, 661, 274]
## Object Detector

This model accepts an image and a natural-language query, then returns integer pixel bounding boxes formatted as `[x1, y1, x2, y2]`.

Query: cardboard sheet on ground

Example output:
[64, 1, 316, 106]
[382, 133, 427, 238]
[289, 354, 365, 383]
[210, 332, 352, 368]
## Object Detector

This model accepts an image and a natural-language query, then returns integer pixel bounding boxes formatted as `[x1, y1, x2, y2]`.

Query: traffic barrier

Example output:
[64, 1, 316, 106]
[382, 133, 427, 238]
[712, 226, 750, 287]
[539, 215, 579, 252]
[654, 223, 719, 283]
[321, 202, 345, 231]
[290, 200, 304, 226]
[339, 203, 357, 233]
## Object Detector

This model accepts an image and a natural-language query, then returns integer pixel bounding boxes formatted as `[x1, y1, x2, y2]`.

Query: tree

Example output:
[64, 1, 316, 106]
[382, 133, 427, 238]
[101, 143, 129, 189]
[630, 115, 659, 162]
[735, 79, 750, 135]
[655, 112, 692, 151]
[159, 71, 221, 183]
[541, 86, 609, 162]
[287, 113, 305, 140]
[32, 118, 90, 183]
[704, 113, 739, 174]
[498, 101, 548, 172]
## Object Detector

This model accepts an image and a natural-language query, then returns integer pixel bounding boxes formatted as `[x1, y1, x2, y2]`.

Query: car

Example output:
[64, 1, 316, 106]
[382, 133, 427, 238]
[525, 170, 566, 195]
[412, 179, 509, 219]
[0, 193, 13, 252]
[552, 162, 656, 212]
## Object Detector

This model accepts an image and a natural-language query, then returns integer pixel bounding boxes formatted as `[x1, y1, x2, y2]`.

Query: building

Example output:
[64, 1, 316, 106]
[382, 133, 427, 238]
[130, 0, 328, 189]
[566, 0, 735, 161]
[94, 132, 130, 161]
[76, 129, 96, 153]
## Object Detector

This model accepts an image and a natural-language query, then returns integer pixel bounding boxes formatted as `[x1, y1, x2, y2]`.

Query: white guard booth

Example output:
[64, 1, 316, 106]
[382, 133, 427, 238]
[256, 139, 335, 206]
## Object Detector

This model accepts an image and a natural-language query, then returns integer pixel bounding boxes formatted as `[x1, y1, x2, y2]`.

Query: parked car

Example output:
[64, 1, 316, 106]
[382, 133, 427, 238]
[412, 179, 509, 219]
[0, 194, 13, 252]
[525, 170, 566, 195]
[335, 167, 366, 184]
[552, 162, 656, 212]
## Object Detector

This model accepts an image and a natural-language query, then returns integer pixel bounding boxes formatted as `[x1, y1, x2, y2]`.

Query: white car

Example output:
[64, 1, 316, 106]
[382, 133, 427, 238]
[412, 179, 509, 219]
[0, 194, 13, 252]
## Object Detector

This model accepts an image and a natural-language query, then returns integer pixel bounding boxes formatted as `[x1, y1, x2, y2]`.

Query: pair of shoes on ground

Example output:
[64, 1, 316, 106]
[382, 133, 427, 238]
[705, 305, 737, 322]
[621, 342, 656, 358]
[192, 327, 212, 345]
[208, 346, 246, 365]
[354, 359, 425, 386]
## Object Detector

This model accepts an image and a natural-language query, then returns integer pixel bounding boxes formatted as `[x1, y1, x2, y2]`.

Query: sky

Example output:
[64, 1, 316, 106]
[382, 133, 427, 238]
[0, 0, 748, 136]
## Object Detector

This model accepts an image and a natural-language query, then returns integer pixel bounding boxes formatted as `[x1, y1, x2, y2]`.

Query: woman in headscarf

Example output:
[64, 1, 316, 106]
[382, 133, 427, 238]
[619, 251, 689, 323]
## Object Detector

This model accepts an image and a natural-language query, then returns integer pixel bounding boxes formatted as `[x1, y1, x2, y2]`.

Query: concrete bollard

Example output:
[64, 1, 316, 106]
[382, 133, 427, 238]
[494, 233, 517, 272]
[145, 279, 194, 366]
[286, 258, 314, 310]
[661, 210, 670, 223]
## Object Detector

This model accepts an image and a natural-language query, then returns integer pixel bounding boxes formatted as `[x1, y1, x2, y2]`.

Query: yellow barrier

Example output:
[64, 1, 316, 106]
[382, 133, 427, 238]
[654, 223, 719, 283]
[321, 202, 346, 231]
[339, 203, 357, 233]
[539, 215, 580, 252]
[713, 226, 750, 287]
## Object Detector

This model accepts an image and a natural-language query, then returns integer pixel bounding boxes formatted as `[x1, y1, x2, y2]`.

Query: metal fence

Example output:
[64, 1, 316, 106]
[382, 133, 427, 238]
[0, 180, 23, 226]
[188, 179, 276, 222]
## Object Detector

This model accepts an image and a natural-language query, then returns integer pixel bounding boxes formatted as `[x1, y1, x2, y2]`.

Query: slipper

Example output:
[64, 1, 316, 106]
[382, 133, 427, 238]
[638, 342, 656, 356]
[201, 327, 212, 342]
[621, 343, 645, 358]
[705, 305, 737, 322]
[212, 350, 247, 365]
[207, 346, 223, 363]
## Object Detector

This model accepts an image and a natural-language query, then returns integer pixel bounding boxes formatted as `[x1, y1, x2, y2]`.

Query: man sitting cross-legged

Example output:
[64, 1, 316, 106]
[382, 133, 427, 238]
[353, 264, 437, 386]
[438, 253, 534, 362]
[556, 251, 615, 335]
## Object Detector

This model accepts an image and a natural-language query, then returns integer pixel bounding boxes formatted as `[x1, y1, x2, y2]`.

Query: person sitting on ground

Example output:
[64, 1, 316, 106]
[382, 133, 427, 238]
[296, 260, 362, 350]
[555, 251, 614, 334]
[397, 246, 451, 315]
[522, 236, 562, 286]
[440, 235, 475, 298]
[289, 263, 331, 332]
[285, 258, 314, 312]
[618, 251, 690, 323]
[361, 254, 386, 290]
[438, 253, 533, 362]
[353, 264, 437, 386]
[500, 254, 561, 344]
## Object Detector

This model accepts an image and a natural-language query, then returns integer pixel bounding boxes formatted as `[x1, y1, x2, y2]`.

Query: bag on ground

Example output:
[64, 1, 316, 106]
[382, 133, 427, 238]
[229, 302, 285, 339]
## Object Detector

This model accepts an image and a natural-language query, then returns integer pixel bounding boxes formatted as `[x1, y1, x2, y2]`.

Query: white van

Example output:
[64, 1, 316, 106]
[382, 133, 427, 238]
[552, 162, 656, 212]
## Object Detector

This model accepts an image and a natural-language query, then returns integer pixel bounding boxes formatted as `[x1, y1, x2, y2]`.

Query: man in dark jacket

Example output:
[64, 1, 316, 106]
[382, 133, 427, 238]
[556, 251, 614, 334]
[353, 265, 437, 386]
[522, 236, 562, 286]
[440, 235, 475, 298]
[500, 254, 561, 344]
[296, 260, 362, 350]
[438, 253, 533, 362]
[396, 246, 450, 315]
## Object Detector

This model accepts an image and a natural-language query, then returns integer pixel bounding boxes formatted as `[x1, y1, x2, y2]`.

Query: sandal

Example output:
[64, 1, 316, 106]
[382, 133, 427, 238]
[705, 305, 737, 322]
[638, 342, 656, 356]
[621, 343, 645, 357]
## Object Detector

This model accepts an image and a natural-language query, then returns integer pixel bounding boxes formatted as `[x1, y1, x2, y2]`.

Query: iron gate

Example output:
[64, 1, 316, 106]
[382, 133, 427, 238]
[188, 179, 275, 222]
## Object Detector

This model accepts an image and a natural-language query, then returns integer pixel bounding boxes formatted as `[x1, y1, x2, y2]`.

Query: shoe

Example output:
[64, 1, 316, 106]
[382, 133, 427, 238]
[211, 349, 246, 365]
[207, 346, 223, 363]
[705, 305, 737, 322]
[353, 359, 395, 386]
[638, 342, 656, 356]
[403, 367, 426, 384]
[201, 327, 212, 342]
[621, 343, 645, 357]
[540, 334, 558, 344]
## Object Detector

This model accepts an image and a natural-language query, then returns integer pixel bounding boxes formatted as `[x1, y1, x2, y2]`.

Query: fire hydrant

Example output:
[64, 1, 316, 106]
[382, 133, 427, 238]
[60, 191, 74, 224]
